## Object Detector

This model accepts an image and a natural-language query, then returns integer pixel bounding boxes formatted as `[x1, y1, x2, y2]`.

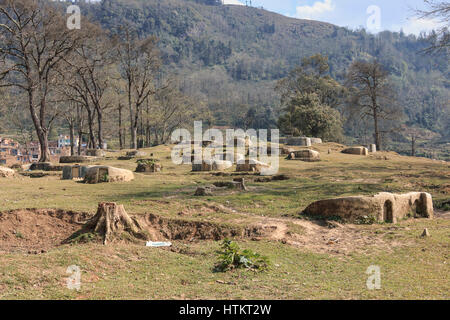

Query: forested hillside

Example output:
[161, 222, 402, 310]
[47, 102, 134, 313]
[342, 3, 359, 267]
[1, 0, 448, 158]
[82, 0, 448, 149]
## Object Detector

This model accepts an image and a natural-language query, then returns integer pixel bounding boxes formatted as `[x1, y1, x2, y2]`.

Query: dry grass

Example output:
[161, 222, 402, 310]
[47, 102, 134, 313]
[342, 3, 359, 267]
[0, 143, 448, 299]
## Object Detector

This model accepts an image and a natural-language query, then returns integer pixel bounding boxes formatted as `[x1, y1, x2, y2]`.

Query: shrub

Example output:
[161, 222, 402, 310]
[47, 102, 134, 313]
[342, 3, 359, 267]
[68, 232, 98, 244]
[435, 200, 450, 211]
[355, 215, 377, 225]
[214, 239, 270, 272]
[100, 173, 109, 182]
[136, 158, 158, 165]
[15, 231, 24, 239]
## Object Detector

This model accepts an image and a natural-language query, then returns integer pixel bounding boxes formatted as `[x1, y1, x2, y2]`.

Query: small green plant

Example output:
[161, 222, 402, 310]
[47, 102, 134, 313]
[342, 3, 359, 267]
[15, 231, 24, 239]
[300, 212, 344, 223]
[137, 159, 158, 165]
[435, 200, 450, 211]
[355, 215, 377, 225]
[101, 173, 109, 182]
[404, 211, 416, 220]
[68, 232, 98, 244]
[214, 239, 270, 273]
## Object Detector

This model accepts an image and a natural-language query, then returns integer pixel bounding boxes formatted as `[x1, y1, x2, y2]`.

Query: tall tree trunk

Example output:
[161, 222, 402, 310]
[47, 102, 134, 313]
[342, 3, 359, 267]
[77, 132, 83, 155]
[118, 103, 124, 150]
[131, 108, 139, 149]
[69, 122, 75, 156]
[37, 130, 51, 163]
[86, 109, 97, 150]
[373, 106, 381, 151]
[97, 108, 104, 149]
[76, 105, 83, 156]
[146, 126, 150, 147]
[89, 130, 96, 149]
[28, 91, 51, 163]
[139, 107, 145, 148]
[145, 101, 150, 147]
[128, 80, 136, 149]
[131, 126, 138, 150]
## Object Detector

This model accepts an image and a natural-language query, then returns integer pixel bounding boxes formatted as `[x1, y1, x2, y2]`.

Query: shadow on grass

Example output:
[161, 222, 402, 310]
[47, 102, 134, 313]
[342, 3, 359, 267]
[101, 184, 197, 204]
[252, 181, 393, 199]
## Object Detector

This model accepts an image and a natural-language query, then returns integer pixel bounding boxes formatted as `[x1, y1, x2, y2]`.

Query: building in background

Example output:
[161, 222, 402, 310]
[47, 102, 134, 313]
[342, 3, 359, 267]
[21, 141, 40, 163]
[58, 134, 79, 149]
[0, 134, 75, 165]
[0, 137, 22, 165]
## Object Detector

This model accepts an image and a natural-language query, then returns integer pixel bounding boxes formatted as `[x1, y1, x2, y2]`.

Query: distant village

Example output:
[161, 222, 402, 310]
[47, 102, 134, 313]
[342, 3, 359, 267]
[0, 135, 82, 165]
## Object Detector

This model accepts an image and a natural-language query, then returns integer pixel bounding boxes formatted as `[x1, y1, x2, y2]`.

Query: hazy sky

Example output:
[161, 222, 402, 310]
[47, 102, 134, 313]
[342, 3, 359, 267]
[223, 0, 442, 35]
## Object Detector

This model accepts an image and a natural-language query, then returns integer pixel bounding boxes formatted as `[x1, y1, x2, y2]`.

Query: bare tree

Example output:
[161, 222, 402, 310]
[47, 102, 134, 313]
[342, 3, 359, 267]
[402, 126, 433, 157]
[60, 72, 98, 149]
[110, 77, 127, 149]
[149, 82, 210, 144]
[4, 93, 35, 156]
[418, 1, 449, 53]
[0, 0, 88, 162]
[67, 26, 117, 149]
[346, 60, 399, 151]
[117, 26, 161, 149]
[54, 81, 83, 155]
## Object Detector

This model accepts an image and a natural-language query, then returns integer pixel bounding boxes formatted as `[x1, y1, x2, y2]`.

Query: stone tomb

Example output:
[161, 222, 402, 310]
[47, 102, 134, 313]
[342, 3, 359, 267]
[303, 192, 433, 223]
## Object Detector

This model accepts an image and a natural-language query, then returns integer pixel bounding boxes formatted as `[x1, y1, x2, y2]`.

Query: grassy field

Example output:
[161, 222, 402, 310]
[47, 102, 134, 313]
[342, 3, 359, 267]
[0, 143, 449, 299]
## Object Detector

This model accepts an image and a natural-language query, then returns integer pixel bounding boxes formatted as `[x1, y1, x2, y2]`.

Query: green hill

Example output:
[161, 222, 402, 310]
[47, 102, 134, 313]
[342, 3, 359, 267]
[1, 0, 446, 158]
[82, 1, 448, 146]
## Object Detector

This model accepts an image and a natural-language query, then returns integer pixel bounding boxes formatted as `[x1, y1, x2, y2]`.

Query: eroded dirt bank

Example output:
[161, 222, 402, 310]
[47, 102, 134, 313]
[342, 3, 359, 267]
[1, 206, 445, 255]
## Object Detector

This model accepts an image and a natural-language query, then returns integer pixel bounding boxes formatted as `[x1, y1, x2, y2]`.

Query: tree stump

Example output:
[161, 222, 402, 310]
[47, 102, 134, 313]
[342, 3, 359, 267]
[195, 187, 214, 196]
[213, 179, 247, 191]
[83, 202, 148, 244]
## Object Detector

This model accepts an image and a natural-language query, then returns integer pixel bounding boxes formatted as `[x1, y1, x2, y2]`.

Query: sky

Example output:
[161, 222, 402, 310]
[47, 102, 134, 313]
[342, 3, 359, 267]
[223, 0, 443, 35]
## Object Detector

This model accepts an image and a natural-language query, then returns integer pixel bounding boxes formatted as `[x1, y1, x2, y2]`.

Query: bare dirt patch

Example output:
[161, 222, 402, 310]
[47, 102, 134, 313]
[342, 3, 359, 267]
[282, 219, 402, 255]
[0, 204, 272, 252]
[235, 215, 415, 256]
[435, 210, 450, 219]
[141, 213, 245, 241]
[212, 204, 422, 256]
[72, 203, 276, 243]
[0, 209, 90, 253]
[2, 202, 444, 256]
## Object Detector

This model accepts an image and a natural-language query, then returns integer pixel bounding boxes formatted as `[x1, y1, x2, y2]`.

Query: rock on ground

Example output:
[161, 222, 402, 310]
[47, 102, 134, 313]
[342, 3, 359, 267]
[341, 147, 369, 156]
[0, 166, 16, 178]
[287, 149, 320, 162]
[84, 166, 134, 183]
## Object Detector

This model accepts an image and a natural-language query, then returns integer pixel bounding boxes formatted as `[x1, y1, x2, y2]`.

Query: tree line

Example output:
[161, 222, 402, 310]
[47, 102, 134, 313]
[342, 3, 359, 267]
[0, 0, 209, 162]
[83, 0, 448, 149]
[0, 0, 448, 160]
